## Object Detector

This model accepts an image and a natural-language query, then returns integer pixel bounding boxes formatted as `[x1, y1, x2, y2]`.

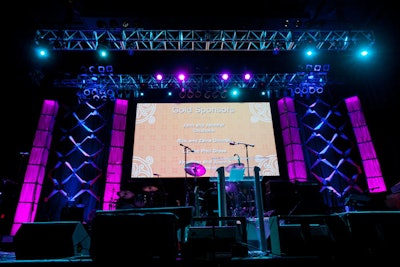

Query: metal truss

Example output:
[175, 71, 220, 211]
[54, 72, 328, 91]
[36, 28, 375, 51]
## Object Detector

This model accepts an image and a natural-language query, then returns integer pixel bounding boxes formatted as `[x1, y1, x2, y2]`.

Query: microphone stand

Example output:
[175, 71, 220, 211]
[236, 142, 254, 216]
[183, 146, 190, 207]
[245, 144, 251, 179]
[181, 144, 196, 207]
[180, 147, 193, 207]
[235, 142, 254, 178]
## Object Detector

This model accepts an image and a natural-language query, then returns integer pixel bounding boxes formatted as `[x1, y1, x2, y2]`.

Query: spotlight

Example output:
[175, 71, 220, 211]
[212, 91, 220, 99]
[322, 64, 330, 72]
[204, 91, 211, 99]
[305, 50, 314, 57]
[124, 89, 131, 98]
[155, 74, 163, 81]
[98, 66, 105, 74]
[360, 50, 368, 57]
[89, 66, 96, 73]
[230, 89, 240, 97]
[194, 90, 202, 98]
[36, 47, 50, 59]
[243, 73, 251, 81]
[283, 19, 290, 28]
[107, 89, 116, 100]
[122, 20, 130, 28]
[305, 64, 313, 71]
[83, 89, 91, 96]
[178, 73, 186, 81]
[187, 90, 194, 99]
[179, 88, 186, 99]
[106, 65, 114, 73]
[98, 49, 108, 58]
[313, 65, 321, 72]
[220, 90, 228, 99]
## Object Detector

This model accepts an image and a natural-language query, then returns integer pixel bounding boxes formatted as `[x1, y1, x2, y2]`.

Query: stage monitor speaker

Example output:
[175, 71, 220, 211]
[184, 226, 244, 260]
[339, 211, 400, 258]
[269, 215, 336, 256]
[89, 211, 179, 263]
[14, 221, 90, 260]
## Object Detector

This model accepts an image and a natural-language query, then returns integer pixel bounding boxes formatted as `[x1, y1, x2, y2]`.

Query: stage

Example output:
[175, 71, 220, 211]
[2, 209, 399, 266]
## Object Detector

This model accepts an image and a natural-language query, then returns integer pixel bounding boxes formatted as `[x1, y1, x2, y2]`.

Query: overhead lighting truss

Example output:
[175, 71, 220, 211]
[35, 28, 374, 51]
[54, 72, 327, 91]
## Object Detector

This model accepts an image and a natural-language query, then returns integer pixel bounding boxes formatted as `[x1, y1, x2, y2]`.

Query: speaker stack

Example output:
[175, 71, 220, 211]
[89, 211, 179, 264]
[13, 221, 91, 260]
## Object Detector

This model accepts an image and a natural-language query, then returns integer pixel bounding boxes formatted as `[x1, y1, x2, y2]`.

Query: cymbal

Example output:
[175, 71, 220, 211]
[142, 185, 158, 192]
[184, 162, 206, 177]
[225, 183, 237, 193]
[226, 163, 245, 173]
[117, 190, 135, 199]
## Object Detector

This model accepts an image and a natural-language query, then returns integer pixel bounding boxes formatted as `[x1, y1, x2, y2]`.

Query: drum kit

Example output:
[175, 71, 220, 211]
[184, 162, 206, 177]
[116, 185, 162, 208]
[182, 161, 255, 217]
[115, 161, 254, 216]
[184, 161, 244, 176]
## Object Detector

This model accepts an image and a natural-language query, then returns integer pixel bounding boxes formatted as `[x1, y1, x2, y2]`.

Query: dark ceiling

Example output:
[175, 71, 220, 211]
[29, 0, 391, 30]
[3, 0, 397, 181]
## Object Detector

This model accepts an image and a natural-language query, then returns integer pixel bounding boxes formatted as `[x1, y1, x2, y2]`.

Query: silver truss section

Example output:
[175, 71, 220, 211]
[54, 72, 327, 90]
[36, 29, 374, 51]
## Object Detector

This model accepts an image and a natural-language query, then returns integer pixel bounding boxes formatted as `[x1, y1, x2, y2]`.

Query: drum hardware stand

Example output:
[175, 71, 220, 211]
[236, 141, 254, 179]
[180, 144, 194, 207]
[180, 144, 206, 217]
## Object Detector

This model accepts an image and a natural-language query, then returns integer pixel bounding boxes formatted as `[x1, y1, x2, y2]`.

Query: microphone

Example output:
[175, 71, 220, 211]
[230, 141, 255, 147]
[180, 143, 194, 152]
[234, 153, 241, 165]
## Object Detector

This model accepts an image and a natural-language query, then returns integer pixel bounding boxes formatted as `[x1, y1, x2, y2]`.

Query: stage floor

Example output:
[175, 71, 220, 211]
[2, 211, 399, 266]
